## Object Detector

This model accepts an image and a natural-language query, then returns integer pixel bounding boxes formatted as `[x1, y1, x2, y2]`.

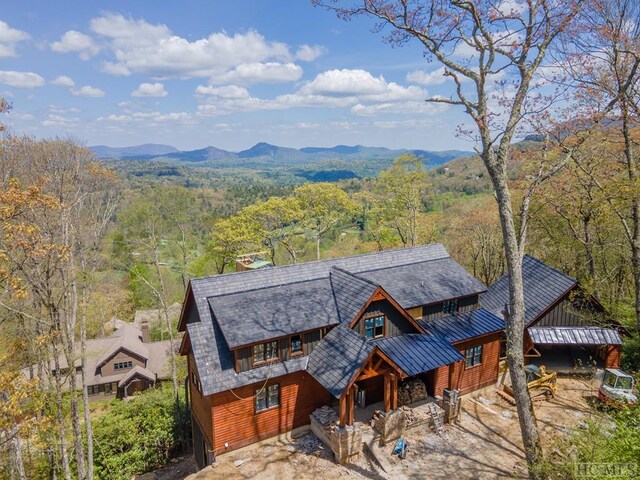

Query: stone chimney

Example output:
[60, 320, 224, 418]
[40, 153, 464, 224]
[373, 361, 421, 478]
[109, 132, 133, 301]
[141, 321, 150, 343]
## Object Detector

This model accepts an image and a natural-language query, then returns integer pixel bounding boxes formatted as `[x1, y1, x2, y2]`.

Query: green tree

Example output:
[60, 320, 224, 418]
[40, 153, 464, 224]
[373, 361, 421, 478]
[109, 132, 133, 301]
[376, 155, 429, 247]
[294, 183, 356, 260]
[206, 214, 261, 273]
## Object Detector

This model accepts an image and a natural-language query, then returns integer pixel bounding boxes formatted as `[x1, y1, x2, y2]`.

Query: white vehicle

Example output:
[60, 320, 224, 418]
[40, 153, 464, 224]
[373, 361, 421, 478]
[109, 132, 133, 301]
[598, 368, 637, 406]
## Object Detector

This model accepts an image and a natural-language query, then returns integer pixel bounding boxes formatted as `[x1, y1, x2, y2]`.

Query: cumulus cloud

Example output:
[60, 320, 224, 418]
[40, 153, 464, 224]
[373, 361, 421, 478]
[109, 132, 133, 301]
[211, 62, 303, 84]
[88, 13, 292, 78]
[0, 71, 45, 88]
[0, 21, 30, 57]
[195, 85, 250, 99]
[98, 110, 193, 126]
[351, 101, 448, 116]
[51, 30, 100, 60]
[406, 67, 448, 86]
[131, 82, 167, 97]
[301, 69, 389, 96]
[295, 44, 326, 62]
[70, 85, 105, 97]
[51, 75, 75, 87]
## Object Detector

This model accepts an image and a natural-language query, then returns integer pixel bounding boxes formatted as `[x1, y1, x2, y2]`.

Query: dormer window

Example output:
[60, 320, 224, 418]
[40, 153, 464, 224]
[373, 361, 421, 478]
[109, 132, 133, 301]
[364, 315, 385, 339]
[252, 340, 279, 365]
[443, 299, 459, 315]
[290, 335, 303, 356]
[114, 361, 133, 371]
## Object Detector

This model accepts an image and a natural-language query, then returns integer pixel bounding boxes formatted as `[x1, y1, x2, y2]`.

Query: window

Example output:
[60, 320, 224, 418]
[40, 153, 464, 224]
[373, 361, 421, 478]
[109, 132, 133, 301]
[364, 315, 385, 339]
[104, 383, 112, 393]
[290, 334, 303, 356]
[443, 299, 459, 315]
[255, 384, 280, 412]
[465, 345, 483, 368]
[252, 341, 279, 365]
[114, 360, 133, 371]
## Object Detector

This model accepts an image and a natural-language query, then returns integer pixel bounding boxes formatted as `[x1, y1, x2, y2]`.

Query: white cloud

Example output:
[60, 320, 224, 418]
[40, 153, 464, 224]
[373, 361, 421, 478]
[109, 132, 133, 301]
[51, 75, 75, 87]
[70, 85, 105, 97]
[211, 62, 303, 84]
[351, 101, 448, 116]
[89, 13, 292, 78]
[131, 82, 167, 97]
[295, 44, 326, 62]
[407, 67, 448, 86]
[0, 71, 45, 88]
[301, 69, 388, 96]
[50, 30, 99, 60]
[195, 85, 250, 99]
[0, 20, 30, 57]
[98, 110, 193, 126]
[42, 113, 79, 127]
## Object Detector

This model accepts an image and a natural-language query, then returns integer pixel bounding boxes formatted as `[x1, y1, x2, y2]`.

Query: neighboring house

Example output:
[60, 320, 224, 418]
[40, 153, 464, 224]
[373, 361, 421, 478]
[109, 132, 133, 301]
[179, 244, 506, 468]
[482, 255, 626, 372]
[49, 322, 173, 399]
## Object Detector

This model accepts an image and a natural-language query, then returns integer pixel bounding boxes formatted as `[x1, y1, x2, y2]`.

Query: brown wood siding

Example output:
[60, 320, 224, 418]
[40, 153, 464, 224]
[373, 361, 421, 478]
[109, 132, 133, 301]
[236, 347, 252, 373]
[304, 330, 321, 355]
[99, 350, 146, 377]
[406, 306, 423, 319]
[452, 335, 501, 395]
[535, 297, 596, 327]
[605, 345, 621, 368]
[188, 354, 214, 449]
[353, 299, 416, 337]
[431, 334, 501, 397]
[210, 371, 331, 453]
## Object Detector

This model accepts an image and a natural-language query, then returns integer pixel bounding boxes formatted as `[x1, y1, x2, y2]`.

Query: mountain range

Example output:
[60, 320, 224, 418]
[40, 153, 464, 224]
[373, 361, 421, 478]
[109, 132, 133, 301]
[89, 142, 473, 169]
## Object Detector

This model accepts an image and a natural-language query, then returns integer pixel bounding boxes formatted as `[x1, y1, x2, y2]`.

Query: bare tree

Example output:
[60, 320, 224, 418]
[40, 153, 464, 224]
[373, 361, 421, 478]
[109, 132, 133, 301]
[315, 1, 583, 475]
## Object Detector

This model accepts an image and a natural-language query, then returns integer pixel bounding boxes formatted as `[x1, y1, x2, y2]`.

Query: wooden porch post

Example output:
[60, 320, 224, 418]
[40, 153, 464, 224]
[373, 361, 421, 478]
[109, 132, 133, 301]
[391, 374, 398, 410]
[384, 374, 391, 412]
[347, 386, 355, 426]
[448, 362, 456, 390]
[339, 393, 347, 428]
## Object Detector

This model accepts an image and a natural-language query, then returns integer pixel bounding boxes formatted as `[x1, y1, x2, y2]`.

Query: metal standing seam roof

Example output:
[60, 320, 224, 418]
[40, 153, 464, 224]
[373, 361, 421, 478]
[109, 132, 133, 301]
[482, 255, 578, 326]
[528, 327, 622, 346]
[421, 308, 505, 344]
[373, 333, 464, 377]
[306, 325, 374, 398]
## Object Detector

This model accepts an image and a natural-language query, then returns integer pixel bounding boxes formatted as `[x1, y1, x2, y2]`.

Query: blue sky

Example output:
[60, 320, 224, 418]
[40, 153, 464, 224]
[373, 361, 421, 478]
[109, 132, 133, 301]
[0, 1, 475, 151]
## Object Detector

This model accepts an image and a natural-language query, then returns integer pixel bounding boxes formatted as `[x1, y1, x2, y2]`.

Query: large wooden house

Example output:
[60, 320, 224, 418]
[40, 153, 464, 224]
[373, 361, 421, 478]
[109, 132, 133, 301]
[178, 244, 506, 468]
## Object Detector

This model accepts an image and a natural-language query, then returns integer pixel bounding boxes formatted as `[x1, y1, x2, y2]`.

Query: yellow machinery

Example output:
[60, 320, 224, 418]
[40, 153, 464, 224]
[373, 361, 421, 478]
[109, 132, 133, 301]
[497, 365, 558, 404]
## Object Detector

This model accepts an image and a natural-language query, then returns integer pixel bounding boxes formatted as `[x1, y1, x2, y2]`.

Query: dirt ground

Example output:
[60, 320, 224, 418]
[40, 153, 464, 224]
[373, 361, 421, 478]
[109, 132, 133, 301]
[153, 377, 602, 480]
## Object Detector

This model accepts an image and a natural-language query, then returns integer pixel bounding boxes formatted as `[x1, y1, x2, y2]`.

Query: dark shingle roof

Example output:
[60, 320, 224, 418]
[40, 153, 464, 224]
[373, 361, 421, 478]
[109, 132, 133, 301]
[307, 325, 373, 398]
[482, 255, 577, 326]
[357, 257, 486, 308]
[208, 278, 339, 349]
[528, 326, 622, 346]
[185, 244, 486, 396]
[421, 308, 505, 344]
[330, 267, 378, 324]
[373, 333, 464, 377]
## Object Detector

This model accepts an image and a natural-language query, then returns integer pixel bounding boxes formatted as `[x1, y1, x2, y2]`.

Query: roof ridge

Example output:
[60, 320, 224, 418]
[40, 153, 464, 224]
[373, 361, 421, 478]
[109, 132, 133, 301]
[330, 265, 379, 287]
[191, 243, 449, 284]
[206, 275, 328, 299]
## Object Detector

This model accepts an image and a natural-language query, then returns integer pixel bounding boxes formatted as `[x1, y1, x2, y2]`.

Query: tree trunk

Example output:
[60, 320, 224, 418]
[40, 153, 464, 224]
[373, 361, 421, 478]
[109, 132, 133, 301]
[490, 163, 543, 477]
[81, 288, 94, 480]
[9, 424, 27, 480]
[316, 235, 321, 261]
[53, 353, 72, 480]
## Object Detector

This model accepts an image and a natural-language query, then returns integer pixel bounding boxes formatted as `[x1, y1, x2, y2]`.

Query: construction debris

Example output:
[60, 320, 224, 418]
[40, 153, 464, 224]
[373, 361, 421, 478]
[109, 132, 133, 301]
[311, 405, 338, 428]
[398, 378, 427, 406]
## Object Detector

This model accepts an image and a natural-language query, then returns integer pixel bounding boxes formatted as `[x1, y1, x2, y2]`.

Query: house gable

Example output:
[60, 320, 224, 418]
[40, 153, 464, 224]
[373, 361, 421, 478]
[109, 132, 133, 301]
[350, 286, 424, 338]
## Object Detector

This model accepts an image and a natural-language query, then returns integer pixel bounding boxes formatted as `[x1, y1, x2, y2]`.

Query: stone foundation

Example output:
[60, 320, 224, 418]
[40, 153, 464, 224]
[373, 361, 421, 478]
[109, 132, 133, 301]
[330, 425, 362, 464]
[437, 398, 461, 424]
[372, 409, 406, 446]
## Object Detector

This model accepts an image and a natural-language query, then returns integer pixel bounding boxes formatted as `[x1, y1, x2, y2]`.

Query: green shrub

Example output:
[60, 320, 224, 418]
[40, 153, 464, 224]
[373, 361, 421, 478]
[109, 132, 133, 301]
[92, 385, 189, 480]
